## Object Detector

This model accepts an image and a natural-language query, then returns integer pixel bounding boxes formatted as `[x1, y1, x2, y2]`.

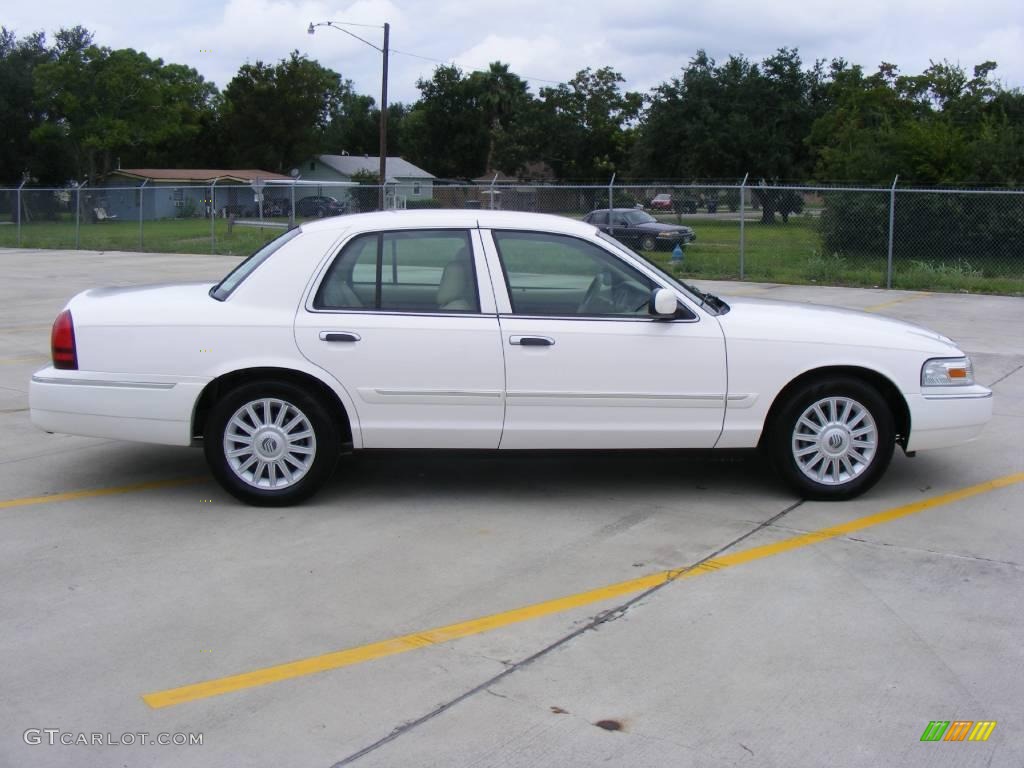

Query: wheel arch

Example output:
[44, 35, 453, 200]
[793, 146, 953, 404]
[191, 366, 355, 448]
[759, 365, 910, 450]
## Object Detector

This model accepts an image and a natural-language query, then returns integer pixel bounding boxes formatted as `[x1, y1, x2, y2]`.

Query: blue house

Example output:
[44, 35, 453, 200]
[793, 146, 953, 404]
[97, 169, 292, 221]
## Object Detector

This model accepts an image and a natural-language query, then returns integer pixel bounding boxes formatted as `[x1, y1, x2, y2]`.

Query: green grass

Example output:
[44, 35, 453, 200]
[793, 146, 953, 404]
[642, 215, 1024, 295]
[0, 216, 286, 255]
[1, 212, 1021, 295]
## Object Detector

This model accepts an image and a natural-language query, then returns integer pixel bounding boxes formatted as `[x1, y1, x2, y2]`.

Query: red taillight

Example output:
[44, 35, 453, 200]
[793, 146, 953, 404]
[51, 309, 77, 370]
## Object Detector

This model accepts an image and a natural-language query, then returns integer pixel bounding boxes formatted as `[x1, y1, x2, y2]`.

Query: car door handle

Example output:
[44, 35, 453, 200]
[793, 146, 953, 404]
[509, 335, 554, 347]
[319, 331, 361, 343]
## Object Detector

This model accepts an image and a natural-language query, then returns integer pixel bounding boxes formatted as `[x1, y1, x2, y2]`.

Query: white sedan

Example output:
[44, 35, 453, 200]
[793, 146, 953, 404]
[30, 210, 992, 506]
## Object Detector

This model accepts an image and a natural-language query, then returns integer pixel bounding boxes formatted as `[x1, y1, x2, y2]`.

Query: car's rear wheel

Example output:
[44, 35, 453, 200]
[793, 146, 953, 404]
[768, 377, 894, 500]
[204, 380, 340, 506]
[640, 235, 657, 251]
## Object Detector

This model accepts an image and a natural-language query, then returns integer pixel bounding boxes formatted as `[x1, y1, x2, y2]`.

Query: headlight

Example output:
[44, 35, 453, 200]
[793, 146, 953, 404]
[657, 231, 676, 238]
[921, 357, 974, 386]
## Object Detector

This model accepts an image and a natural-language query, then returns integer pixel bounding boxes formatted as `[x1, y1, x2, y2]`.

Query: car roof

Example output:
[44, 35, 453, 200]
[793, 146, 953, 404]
[298, 209, 597, 237]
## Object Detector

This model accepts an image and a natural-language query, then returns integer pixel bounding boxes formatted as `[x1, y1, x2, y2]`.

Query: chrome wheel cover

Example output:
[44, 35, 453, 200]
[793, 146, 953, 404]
[791, 396, 877, 486]
[223, 398, 316, 490]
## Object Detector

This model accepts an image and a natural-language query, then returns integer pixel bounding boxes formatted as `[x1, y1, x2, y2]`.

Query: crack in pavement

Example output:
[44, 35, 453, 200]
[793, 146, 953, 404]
[989, 363, 1024, 388]
[327, 498, 805, 767]
[763, 522, 1023, 570]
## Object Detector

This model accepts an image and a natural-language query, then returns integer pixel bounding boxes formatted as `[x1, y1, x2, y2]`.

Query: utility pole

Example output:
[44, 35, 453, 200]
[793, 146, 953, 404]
[379, 22, 389, 210]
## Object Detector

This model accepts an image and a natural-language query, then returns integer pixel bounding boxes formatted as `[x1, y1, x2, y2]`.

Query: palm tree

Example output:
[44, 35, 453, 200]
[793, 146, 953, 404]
[474, 62, 528, 174]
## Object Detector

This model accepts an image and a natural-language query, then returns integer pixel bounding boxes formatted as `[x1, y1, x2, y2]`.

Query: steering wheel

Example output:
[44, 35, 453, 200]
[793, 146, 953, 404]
[610, 282, 645, 313]
[578, 273, 608, 314]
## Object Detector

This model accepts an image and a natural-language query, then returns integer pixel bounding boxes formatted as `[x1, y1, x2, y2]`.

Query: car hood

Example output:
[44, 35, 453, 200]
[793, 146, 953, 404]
[635, 222, 694, 234]
[714, 294, 963, 355]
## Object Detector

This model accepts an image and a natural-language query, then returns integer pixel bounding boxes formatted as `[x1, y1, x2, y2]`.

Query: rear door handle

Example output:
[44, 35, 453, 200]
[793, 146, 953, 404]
[509, 335, 554, 347]
[319, 331, 361, 343]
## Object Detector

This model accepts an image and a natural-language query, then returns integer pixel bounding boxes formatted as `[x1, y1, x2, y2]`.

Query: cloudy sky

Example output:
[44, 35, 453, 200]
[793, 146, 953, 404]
[5, 0, 1023, 102]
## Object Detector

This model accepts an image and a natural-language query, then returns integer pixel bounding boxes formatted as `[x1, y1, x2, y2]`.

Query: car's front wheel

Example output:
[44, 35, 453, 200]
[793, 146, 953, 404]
[204, 380, 340, 506]
[767, 377, 895, 500]
[640, 235, 657, 251]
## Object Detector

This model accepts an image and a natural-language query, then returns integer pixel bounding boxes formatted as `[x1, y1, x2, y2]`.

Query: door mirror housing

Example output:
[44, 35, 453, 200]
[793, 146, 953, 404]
[649, 287, 678, 318]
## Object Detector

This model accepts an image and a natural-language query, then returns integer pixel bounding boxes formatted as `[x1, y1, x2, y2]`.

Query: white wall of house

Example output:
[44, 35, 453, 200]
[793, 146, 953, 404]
[299, 160, 433, 204]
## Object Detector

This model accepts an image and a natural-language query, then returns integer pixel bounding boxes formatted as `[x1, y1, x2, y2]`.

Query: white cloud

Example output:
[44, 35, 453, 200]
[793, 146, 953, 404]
[3, 0, 1022, 101]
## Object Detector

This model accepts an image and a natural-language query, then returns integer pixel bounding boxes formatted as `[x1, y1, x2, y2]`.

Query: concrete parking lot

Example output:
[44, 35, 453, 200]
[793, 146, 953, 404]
[1, 247, 1022, 767]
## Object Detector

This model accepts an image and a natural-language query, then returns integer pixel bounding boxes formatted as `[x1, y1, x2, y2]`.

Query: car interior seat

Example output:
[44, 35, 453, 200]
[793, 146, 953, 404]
[436, 255, 474, 311]
[320, 276, 363, 308]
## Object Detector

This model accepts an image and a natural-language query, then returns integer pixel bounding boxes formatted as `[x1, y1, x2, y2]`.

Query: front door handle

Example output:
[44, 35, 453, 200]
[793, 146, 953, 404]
[509, 335, 554, 347]
[319, 331, 361, 343]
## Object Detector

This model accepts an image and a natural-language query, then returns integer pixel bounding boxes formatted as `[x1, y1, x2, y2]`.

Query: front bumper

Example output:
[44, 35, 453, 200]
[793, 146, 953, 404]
[905, 385, 993, 452]
[29, 367, 207, 447]
[656, 233, 696, 244]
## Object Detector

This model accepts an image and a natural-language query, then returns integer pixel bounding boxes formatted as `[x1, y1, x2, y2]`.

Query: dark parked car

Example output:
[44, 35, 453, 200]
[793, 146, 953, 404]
[583, 208, 696, 251]
[262, 196, 291, 217]
[295, 195, 347, 218]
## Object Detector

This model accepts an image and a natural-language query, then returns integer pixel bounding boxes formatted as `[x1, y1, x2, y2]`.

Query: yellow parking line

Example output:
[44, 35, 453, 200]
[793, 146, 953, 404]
[0, 476, 204, 511]
[142, 471, 1024, 709]
[863, 293, 930, 313]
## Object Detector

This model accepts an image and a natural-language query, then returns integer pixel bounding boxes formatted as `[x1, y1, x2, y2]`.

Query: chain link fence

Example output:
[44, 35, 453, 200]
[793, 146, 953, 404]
[0, 180, 1021, 294]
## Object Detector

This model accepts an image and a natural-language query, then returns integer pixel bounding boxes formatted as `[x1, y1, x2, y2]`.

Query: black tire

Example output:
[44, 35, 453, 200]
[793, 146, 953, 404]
[766, 376, 895, 501]
[640, 235, 657, 251]
[204, 380, 340, 506]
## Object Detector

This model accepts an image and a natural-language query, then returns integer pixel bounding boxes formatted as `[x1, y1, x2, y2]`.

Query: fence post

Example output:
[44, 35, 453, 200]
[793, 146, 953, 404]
[210, 178, 222, 254]
[886, 175, 899, 289]
[138, 179, 148, 250]
[608, 173, 615, 213]
[489, 173, 498, 210]
[739, 173, 748, 280]
[16, 179, 26, 247]
[289, 182, 296, 228]
[75, 181, 87, 250]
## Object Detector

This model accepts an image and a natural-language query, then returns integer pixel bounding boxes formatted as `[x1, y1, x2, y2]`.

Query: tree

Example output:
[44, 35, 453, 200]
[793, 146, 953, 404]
[220, 52, 346, 172]
[322, 89, 376, 156]
[401, 64, 489, 178]
[807, 59, 1022, 185]
[0, 27, 71, 183]
[535, 67, 642, 180]
[31, 29, 216, 180]
[632, 48, 823, 183]
[470, 62, 530, 173]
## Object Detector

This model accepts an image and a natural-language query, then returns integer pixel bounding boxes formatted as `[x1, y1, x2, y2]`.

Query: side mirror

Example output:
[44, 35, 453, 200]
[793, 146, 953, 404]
[649, 287, 678, 318]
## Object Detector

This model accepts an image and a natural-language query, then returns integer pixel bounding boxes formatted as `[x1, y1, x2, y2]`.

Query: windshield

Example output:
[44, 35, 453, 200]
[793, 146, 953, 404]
[624, 210, 656, 225]
[596, 230, 727, 314]
[210, 227, 301, 301]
